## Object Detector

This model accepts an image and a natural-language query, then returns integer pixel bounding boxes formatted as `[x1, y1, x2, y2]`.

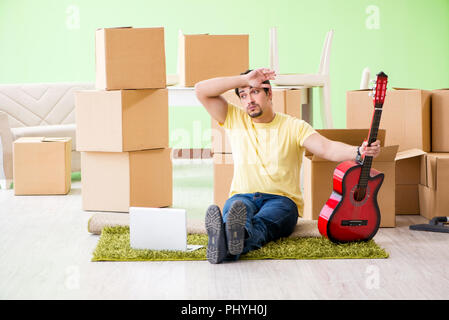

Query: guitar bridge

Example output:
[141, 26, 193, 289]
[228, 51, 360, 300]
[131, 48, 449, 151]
[341, 220, 368, 226]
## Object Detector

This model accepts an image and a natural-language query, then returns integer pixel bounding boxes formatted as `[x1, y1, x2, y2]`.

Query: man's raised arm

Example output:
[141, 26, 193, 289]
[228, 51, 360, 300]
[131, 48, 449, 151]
[194, 68, 276, 123]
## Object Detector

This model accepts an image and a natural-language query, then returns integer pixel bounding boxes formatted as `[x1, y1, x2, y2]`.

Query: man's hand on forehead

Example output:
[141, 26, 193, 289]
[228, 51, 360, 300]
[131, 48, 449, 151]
[245, 68, 276, 89]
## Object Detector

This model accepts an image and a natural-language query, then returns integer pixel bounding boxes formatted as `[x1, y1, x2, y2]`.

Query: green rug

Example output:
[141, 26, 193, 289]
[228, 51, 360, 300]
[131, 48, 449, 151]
[71, 171, 81, 181]
[91, 226, 389, 262]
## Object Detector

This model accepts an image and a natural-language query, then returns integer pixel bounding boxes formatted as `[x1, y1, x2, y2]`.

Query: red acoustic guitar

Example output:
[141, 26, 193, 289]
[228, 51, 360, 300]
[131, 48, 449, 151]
[318, 71, 388, 243]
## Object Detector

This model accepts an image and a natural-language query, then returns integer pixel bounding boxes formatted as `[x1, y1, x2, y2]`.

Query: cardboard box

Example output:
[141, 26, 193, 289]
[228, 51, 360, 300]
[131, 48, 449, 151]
[418, 153, 449, 219]
[213, 153, 234, 210]
[395, 149, 426, 214]
[81, 148, 172, 212]
[211, 89, 304, 153]
[346, 88, 431, 152]
[178, 34, 249, 87]
[302, 129, 399, 227]
[271, 89, 303, 118]
[13, 137, 71, 195]
[75, 89, 168, 152]
[396, 184, 419, 214]
[431, 89, 449, 152]
[395, 149, 425, 184]
[95, 27, 166, 90]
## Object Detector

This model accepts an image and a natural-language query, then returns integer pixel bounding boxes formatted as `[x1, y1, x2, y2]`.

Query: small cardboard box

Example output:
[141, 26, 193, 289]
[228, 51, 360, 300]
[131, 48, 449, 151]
[178, 33, 249, 87]
[213, 153, 234, 210]
[346, 88, 431, 152]
[13, 137, 72, 195]
[418, 153, 449, 220]
[211, 89, 304, 154]
[302, 129, 399, 227]
[271, 89, 303, 118]
[431, 89, 449, 152]
[95, 27, 166, 90]
[395, 149, 426, 214]
[75, 89, 168, 152]
[81, 148, 172, 212]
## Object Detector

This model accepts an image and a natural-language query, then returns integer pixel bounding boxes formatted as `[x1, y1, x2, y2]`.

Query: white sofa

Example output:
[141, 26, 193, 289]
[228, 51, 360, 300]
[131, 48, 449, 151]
[0, 82, 95, 188]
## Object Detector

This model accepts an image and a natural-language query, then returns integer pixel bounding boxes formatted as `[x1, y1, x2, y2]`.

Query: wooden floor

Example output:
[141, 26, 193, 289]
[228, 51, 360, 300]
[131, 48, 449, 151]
[1, 179, 449, 300]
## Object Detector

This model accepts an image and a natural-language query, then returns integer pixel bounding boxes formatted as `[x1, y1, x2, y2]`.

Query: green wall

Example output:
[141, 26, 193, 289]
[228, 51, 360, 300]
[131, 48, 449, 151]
[1, 0, 448, 147]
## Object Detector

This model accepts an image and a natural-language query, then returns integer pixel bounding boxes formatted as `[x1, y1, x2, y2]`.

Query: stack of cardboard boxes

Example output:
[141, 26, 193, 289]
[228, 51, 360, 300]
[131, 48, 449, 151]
[419, 89, 449, 220]
[346, 87, 449, 224]
[75, 27, 172, 212]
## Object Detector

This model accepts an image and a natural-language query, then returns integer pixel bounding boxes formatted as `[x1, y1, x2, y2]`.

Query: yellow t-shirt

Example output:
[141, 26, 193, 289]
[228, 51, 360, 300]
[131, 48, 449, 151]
[219, 103, 316, 216]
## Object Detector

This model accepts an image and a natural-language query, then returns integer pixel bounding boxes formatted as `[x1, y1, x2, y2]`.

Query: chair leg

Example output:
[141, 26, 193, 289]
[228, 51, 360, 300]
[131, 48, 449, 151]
[0, 112, 14, 189]
[320, 81, 333, 128]
[360, 67, 371, 90]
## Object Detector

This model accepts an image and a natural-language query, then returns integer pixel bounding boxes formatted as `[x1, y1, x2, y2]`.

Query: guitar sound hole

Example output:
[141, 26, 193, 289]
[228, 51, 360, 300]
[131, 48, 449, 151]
[353, 188, 367, 202]
[350, 185, 370, 207]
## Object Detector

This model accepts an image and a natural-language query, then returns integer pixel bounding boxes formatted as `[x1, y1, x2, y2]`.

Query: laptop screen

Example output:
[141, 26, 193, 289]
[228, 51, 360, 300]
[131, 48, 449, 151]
[129, 207, 187, 251]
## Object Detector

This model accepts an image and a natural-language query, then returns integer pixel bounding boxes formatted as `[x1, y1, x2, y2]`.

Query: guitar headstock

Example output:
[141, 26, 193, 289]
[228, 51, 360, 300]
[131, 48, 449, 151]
[372, 71, 388, 107]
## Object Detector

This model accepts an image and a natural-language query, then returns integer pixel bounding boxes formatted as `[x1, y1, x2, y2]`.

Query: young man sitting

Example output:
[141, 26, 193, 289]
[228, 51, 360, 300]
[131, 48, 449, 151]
[194, 68, 381, 264]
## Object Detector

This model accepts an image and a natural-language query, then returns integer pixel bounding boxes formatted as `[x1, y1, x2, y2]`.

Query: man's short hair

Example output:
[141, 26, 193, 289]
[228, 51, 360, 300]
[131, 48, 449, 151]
[235, 69, 271, 97]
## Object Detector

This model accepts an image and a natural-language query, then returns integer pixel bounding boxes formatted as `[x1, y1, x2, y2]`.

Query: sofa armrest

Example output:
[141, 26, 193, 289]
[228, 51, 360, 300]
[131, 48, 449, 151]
[0, 111, 14, 185]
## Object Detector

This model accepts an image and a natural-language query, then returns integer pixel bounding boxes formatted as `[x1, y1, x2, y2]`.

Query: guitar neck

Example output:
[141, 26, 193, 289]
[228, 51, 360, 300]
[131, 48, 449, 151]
[358, 105, 383, 188]
[357, 71, 388, 190]
[367, 104, 383, 144]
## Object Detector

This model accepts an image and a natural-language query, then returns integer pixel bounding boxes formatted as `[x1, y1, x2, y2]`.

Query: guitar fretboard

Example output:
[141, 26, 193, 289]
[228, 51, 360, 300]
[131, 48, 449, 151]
[358, 106, 382, 188]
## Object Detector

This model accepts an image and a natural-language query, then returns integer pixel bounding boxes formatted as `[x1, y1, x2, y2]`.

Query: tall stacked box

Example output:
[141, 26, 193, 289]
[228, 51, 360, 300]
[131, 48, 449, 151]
[76, 27, 172, 213]
[95, 27, 166, 90]
[417, 89, 449, 219]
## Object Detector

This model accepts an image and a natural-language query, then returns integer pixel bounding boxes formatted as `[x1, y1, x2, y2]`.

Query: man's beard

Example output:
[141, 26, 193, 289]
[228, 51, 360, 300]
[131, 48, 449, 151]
[247, 104, 263, 118]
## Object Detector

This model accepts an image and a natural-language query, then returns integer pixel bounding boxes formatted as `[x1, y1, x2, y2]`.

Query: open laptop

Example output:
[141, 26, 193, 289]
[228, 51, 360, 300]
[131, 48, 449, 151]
[129, 207, 203, 252]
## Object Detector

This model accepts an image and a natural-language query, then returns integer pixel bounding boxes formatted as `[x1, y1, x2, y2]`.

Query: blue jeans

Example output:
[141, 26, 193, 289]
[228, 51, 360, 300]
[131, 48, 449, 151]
[222, 192, 298, 260]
